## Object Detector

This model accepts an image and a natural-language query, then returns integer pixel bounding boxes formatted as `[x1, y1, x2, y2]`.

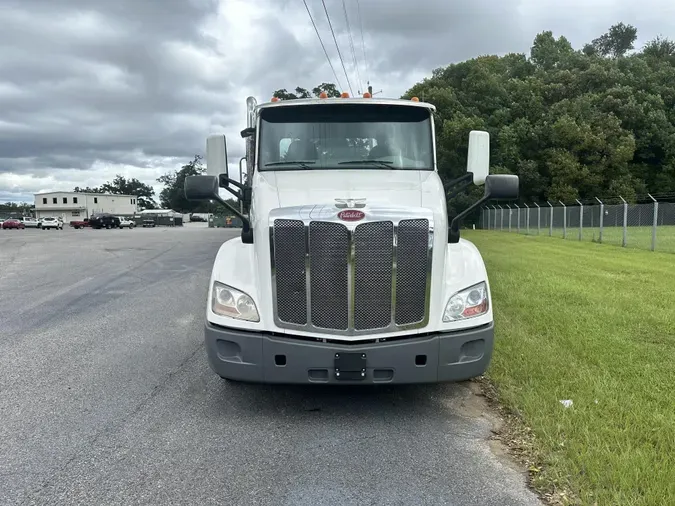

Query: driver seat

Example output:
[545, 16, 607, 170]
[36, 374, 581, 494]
[285, 140, 318, 161]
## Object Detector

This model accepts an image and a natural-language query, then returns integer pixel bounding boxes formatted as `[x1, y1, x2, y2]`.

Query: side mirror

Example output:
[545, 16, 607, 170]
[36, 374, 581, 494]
[467, 130, 489, 186]
[448, 173, 519, 243]
[206, 134, 228, 180]
[484, 174, 519, 200]
[185, 175, 219, 201]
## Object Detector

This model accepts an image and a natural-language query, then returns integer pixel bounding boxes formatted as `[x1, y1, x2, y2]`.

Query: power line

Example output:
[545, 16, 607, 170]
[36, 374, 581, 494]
[320, 0, 354, 96]
[341, 0, 362, 94]
[301, 0, 344, 92]
[355, 0, 368, 84]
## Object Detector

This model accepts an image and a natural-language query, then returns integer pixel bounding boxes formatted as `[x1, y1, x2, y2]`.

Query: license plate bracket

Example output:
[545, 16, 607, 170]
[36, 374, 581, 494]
[334, 352, 366, 381]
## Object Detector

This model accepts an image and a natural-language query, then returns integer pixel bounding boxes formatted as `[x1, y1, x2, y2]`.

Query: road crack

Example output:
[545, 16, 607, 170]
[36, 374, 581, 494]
[18, 342, 205, 505]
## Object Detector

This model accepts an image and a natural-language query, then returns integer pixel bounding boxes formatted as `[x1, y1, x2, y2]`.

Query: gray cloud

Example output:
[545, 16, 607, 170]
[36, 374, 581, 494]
[1, 0, 224, 179]
[2, 0, 674, 202]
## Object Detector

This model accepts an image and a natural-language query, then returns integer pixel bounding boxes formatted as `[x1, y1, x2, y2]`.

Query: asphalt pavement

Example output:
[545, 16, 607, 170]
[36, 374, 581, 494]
[0, 224, 542, 505]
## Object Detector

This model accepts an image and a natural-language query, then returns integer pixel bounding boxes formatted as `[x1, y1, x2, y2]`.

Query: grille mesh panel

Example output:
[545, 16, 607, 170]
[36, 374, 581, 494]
[273, 219, 307, 324]
[354, 221, 393, 330]
[309, 222, 349, 329]
[395, 219, 429, 325]
[272, 215, 431, 333]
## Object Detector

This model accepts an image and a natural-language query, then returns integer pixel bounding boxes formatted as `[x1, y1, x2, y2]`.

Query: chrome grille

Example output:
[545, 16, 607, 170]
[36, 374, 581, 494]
[270, 206, 433, 337]
[395, 219, 430, 325]
[271, 219, 306, 324]
[354, 221, 393, 330]
[309, 222, 349, 329]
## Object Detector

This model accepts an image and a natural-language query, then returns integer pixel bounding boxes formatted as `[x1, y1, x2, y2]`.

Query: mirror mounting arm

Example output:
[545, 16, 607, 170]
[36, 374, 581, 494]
[210, 193, 254, 244]
[443, 173, 475, 201]
[448, 194, 490, 243]
[445, 172, 473, 188]
[218, 176, 252, 208]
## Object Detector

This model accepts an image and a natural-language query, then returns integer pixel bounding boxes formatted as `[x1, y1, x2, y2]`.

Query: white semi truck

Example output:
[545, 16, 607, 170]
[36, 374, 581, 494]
[185, 93, 519, 384]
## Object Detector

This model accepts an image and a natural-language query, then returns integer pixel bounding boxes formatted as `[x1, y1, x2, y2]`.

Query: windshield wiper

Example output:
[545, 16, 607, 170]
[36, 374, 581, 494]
[264, 161, 316, 169]
[338, 160, 397, 169]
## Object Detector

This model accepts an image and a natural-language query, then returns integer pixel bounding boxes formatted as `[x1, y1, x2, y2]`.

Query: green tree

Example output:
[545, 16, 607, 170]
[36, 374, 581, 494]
[73, 186, 104, 193]
[583, 22, 638, 58]
[98, 175, 157, 210]
[272, 82, 341, 99]
[157, 155, 204, 212]
[403, 21, 675, 213]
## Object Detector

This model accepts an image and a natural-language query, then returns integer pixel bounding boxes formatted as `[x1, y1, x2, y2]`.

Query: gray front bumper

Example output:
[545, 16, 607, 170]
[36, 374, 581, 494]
[204, 321, 494, 385]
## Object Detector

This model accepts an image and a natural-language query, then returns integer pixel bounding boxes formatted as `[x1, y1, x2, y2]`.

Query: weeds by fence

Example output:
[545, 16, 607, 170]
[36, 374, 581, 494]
[479, 197, 675, 254]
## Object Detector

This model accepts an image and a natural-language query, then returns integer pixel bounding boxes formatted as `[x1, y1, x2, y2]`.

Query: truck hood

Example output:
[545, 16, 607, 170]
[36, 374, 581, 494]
[261, 170, 424, 208]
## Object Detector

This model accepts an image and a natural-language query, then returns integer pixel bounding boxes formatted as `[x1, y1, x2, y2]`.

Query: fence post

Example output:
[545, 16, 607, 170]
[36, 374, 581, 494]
[559, 200, 567, 239]
[576, 199, 583, 241]
[620, 196, 627, 247]
[535, 203, 541, 235]
[649, 193, 658, 251]
[516, 205, 521, 233]
[547, 201, 553, 236]
[595, 197, 603, 243]
[523, 203, 529, 234]
[498, 205, 504, 231]
[492, 205, 498, 230]
[507, 204, 512, 232]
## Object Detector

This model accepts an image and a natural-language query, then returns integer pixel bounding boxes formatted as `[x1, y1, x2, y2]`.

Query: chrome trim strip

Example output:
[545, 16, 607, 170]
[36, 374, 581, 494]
[304, 221, 312, 328]
[269, 204, 434, 337]
[347, 226, 355, 331]
[391, 221, 398, 325]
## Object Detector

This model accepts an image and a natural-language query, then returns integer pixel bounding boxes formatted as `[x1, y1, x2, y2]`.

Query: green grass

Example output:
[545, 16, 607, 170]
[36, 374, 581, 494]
[463, 230, 675, 505]
[502, 225, 675, 254]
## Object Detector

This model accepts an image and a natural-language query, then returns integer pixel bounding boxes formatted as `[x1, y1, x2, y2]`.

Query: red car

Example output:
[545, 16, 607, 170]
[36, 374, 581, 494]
[2, 219, 25, 229]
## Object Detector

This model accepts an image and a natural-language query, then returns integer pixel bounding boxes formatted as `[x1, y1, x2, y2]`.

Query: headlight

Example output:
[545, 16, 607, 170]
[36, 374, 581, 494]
[211, 282, 260, 322]
[443, 282, 489, 322]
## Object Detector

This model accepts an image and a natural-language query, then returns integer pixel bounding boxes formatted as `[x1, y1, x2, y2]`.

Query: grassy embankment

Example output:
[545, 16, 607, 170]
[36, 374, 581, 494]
[463, 230, 675, 505]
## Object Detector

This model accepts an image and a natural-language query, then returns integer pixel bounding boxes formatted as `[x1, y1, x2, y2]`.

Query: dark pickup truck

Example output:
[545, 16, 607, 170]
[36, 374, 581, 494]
[89, 214, 121, 229]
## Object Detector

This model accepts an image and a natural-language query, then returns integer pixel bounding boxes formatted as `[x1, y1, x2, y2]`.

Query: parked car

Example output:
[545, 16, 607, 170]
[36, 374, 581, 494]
[22, 217, 41, 228]
[69, 218, 90, 229]
[118, 217, 135, 229]
[89, 213, 120, 229]
[41, 217, 63, 230]
[2, 219, 25, 229]
[142, 219, 156, 228]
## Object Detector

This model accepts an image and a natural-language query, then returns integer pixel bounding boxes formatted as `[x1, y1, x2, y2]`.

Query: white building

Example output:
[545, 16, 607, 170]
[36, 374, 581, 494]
[34, 192, 139, 220]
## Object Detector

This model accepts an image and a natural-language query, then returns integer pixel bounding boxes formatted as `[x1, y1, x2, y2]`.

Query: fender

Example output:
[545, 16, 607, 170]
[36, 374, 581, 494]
[437, 238, 494, 331]
[206, 237, 265, 331]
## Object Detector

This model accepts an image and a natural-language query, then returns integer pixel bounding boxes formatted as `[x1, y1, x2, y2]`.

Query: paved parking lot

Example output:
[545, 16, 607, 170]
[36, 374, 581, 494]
[0, 226, 541, 505]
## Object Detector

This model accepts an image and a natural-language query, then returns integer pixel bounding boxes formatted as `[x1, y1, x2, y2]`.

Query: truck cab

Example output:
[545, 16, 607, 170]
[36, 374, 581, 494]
[186, 94, 518, 384]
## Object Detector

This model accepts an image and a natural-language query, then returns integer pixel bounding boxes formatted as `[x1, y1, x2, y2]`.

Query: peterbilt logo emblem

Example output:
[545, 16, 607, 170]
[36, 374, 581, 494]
[337, 210, 365, 221]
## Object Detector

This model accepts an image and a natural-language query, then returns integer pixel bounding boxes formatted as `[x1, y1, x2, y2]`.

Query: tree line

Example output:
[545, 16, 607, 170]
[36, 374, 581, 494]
[403, 22, 675, 215]
[71, 155, 229, 213]
[4, 155, 235, 214]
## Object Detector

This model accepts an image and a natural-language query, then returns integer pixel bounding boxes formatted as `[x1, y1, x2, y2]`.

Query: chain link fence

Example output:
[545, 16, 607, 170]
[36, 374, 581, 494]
[480, 199, 675, 254]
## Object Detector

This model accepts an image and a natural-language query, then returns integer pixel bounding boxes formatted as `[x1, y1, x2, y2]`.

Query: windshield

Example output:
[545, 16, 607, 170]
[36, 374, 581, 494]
[258, 103, 433, 171]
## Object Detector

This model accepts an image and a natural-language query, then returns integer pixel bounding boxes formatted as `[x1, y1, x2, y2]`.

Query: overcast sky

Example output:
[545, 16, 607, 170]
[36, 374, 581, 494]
[2, 0, 674, 204]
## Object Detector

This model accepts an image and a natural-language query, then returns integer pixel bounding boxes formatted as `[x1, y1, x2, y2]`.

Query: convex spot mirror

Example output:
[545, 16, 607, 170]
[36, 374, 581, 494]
[484, 174, 519, 200]
[467, 130, 489, 186]
[185, 175, 219, 201]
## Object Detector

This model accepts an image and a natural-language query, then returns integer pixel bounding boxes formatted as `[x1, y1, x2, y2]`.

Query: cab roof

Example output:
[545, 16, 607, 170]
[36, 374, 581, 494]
[256, 97, 436, 113]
